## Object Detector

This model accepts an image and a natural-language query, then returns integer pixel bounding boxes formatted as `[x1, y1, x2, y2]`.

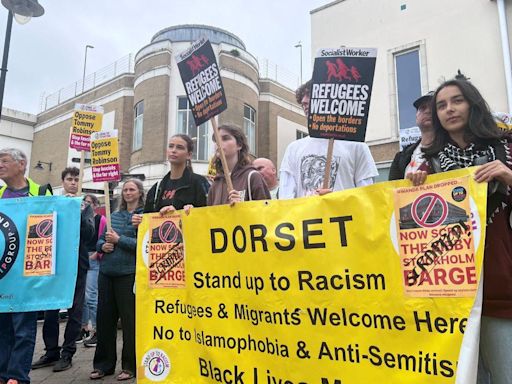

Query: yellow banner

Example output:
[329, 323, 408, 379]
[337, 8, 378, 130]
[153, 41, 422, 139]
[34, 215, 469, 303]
[136, 168, 487, 384]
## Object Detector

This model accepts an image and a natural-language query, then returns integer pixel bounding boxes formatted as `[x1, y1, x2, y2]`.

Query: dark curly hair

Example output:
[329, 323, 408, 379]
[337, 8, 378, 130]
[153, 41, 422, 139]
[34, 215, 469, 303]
[295, 79, 313, 104]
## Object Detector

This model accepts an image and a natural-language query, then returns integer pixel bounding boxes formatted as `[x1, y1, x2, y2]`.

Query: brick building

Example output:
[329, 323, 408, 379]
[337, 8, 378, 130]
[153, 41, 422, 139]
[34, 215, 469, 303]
[30, 25, 306, 193]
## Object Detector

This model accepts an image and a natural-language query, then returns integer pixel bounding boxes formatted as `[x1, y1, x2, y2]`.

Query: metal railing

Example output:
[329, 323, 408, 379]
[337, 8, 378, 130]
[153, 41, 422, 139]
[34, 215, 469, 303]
[40, 54, 134, 112]
[40, 54, 297, 112]
[258, 58, 300, 91]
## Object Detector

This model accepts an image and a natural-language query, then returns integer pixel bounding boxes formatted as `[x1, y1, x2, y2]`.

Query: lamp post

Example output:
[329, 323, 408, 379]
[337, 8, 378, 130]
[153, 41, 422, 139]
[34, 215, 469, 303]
[35, 160, 52, 171]
[294, 41, 303, 85]
[0, 0, 44, 119]
[82, 44, 94, 93]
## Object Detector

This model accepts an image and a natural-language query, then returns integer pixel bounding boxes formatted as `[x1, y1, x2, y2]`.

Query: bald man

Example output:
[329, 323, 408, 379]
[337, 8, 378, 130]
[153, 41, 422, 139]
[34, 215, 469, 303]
[253, 158, 279, 199]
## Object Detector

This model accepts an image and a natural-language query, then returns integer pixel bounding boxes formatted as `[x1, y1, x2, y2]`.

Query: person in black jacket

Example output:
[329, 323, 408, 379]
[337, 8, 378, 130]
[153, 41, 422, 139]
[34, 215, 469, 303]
[133, 134, 209, 226]
[32, 167, 95, 372]
[388, 91, 434, 180]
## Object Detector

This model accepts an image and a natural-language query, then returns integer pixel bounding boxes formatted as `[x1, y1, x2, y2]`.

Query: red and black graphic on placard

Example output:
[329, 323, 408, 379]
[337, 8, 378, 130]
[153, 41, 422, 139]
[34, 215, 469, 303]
[27, 219, 53, 238]
[308, 49, 377, 142]
[186, 54, 210, 75]
[176, 38, 227, 126]
[0, 212, 20, 280]
[150, 220, 183, 244]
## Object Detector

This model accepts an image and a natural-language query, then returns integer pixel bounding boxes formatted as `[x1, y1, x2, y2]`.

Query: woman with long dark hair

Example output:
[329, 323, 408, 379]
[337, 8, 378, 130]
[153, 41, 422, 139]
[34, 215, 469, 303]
[90, 179, 145, 381]
[132, 134, 208, 227]
[208, 124, 270, 205]
[408, 77, 512, 384]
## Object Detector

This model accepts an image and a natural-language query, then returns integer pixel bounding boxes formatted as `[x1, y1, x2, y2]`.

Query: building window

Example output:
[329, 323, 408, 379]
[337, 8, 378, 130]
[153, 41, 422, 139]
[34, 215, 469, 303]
[394, 49, 421, 130]
[243, 104, 256, 154]
[177, 97, 209, 161]
[133, 101, 144, 151]
[296, 130, 308, 140]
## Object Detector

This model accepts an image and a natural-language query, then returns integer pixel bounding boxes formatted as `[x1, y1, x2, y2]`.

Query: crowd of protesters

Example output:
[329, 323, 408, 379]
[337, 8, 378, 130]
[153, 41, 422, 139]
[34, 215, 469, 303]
[0, 73, 510, 384]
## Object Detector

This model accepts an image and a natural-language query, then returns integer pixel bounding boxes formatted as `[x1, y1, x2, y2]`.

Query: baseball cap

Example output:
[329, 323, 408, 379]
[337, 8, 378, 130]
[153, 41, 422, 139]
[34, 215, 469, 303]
[413, 91, 434, 109]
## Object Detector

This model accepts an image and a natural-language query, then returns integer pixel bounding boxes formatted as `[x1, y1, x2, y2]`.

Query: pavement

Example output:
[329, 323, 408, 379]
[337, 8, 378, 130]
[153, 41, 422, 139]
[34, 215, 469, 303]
[30, 320, 136, 384]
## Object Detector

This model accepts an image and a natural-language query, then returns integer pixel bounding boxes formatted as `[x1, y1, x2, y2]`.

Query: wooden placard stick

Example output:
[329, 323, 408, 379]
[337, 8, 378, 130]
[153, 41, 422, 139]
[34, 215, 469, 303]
[103, 181, 112, 231]
[77, 150, 85, 195]
[211, 117, 234, 192]
[322, 138, 334, 189]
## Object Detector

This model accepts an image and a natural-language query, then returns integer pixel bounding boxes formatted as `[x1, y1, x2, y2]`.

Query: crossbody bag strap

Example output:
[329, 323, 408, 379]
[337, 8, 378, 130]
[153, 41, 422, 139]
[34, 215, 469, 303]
[247, 170, 257, 201]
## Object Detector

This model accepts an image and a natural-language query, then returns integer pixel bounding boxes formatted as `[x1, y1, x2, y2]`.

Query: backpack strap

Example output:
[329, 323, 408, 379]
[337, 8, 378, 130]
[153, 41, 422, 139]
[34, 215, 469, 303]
[38, 183, 53, 196]
[247, 170, 257, 201]
[152, 179, 162, 211]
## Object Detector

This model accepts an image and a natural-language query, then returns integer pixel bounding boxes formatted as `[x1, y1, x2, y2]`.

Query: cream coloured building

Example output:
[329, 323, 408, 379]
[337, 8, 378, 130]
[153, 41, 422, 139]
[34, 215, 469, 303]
[29, 25, 306, 192]
[0, 107, 36, 187]
[311, 0, 512, 179]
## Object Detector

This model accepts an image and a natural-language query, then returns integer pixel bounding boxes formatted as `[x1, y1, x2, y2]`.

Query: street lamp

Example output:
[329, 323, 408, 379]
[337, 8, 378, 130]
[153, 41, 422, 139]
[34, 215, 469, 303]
[34, 160, 52, 171]
[294, 41, 303, 85]
[0, 0, 44, 119]
[82, 44, 94, 93]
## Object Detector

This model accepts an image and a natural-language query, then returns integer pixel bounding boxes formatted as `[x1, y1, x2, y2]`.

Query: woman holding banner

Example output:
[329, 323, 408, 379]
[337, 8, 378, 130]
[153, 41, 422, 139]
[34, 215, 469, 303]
[90, 179, 144, 381]
[208, 124, 270, 205]
[407, 76, 512, 384]
[132, 135, 209, 227]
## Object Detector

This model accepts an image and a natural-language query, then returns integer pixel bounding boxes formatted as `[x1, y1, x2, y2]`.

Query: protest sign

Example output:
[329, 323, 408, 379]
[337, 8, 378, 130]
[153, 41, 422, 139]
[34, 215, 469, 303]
[176, 37, 227, 127]
[176, 37, 232, 191]
[91, 129, 121, 229]
[69, 103, 103, 152]
[400, 126, 422, 150]
[493, 111, 512, 131]
[394, 177, 476, 297]
[308, 47, 377, 142]
[0, 196, 81, 312]
[147, 214, 185, 289]
[24, 212, 56, 276]
[91, 129, 121, 182]
[136, 167, 486, 384]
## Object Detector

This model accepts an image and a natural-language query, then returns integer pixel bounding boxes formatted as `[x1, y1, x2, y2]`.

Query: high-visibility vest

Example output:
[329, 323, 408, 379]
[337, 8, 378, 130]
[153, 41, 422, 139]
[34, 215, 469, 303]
[0, 178, 52, 197]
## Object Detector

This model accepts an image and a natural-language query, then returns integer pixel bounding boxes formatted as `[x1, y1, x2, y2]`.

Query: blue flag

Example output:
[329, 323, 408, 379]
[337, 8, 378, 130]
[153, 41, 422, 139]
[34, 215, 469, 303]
[0, 196, 81, 312]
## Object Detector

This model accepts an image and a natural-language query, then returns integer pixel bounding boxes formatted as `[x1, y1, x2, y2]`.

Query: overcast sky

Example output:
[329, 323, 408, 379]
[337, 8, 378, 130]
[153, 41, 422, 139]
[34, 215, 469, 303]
[0, 0, 329, 114]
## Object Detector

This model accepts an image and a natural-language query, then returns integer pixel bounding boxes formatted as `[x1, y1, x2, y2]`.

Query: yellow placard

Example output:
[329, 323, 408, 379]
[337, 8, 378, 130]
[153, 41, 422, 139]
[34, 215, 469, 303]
[91, 137, 119, 166]
[71, 109, 103, 136]
[394, 176, 476, 297]
[147, 214, 185, 289]
[24, 213, 56, 276]
[69, 104, 104, 151]
[136, 168, 487, 384]
[91, 130, 121, 182]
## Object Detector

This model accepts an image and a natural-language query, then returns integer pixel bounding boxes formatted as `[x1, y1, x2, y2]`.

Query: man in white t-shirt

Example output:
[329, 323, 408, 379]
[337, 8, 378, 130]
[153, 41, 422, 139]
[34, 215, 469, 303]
[279, 80, 379, 199]
[388, 92, 434, 180]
